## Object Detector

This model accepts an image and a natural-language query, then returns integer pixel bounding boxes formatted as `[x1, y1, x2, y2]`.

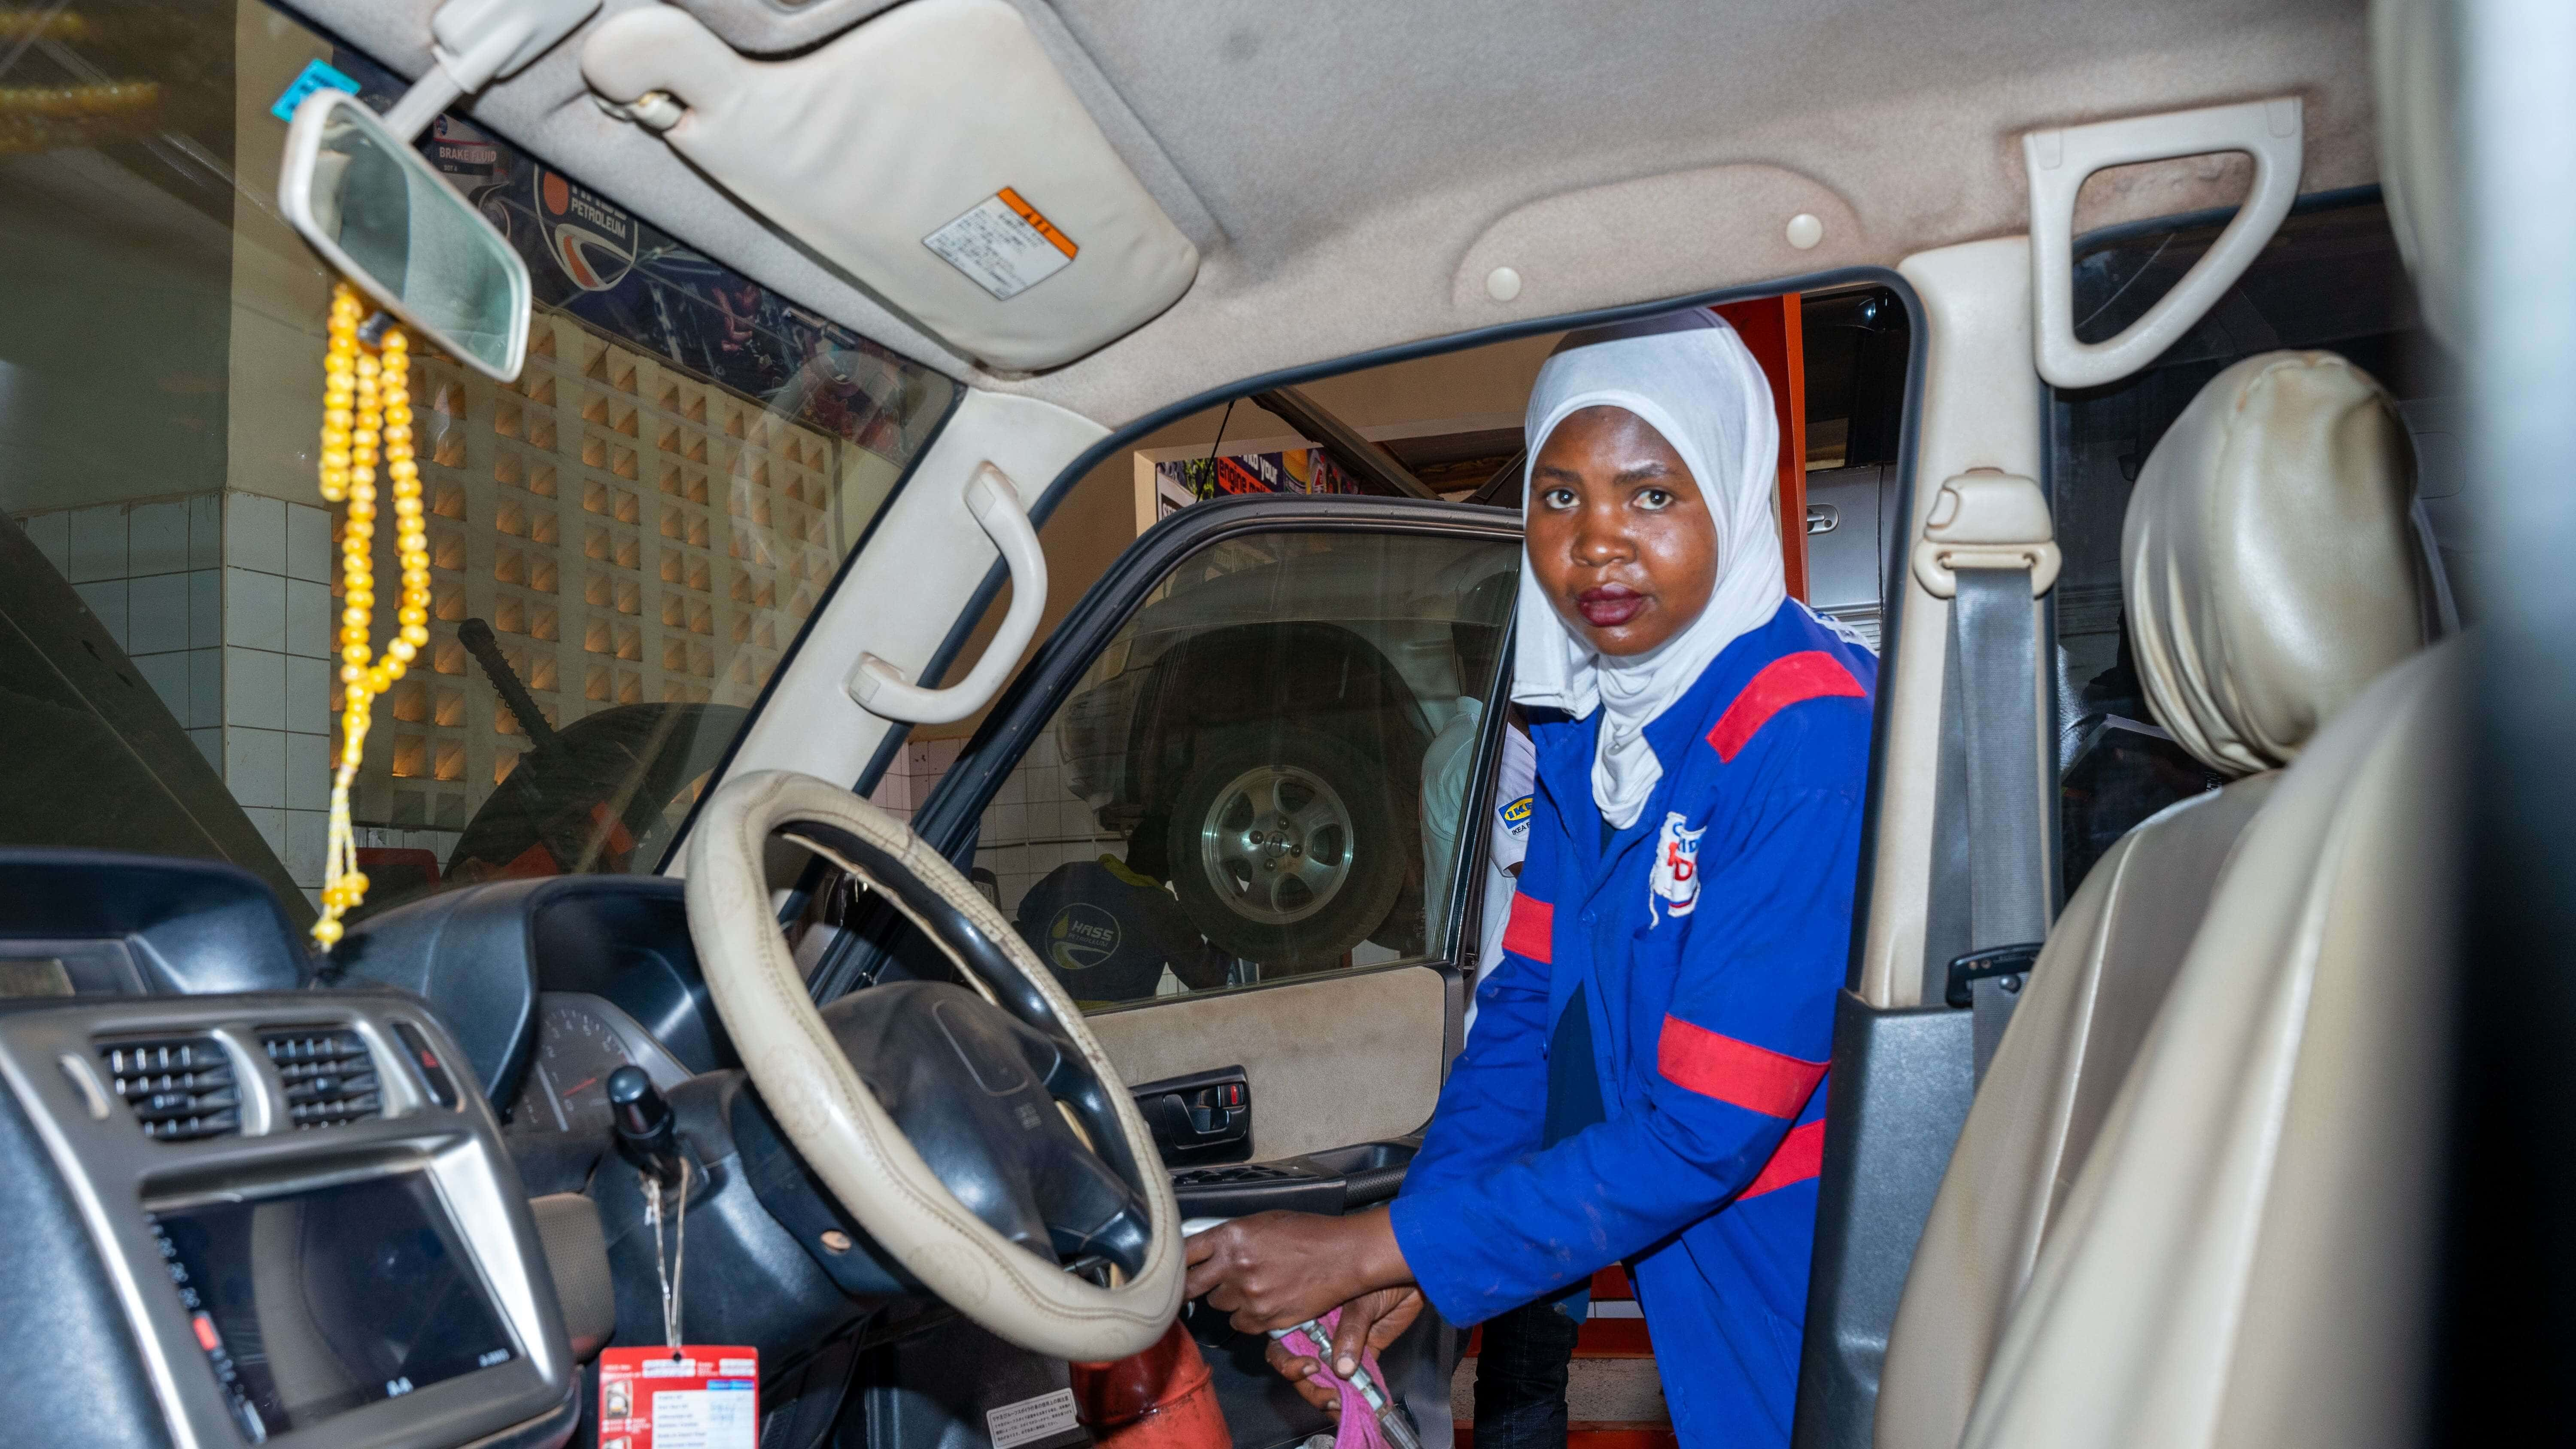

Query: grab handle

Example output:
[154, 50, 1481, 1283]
[2026, 97, 2304, 389]
[845, 462, 1048, 724]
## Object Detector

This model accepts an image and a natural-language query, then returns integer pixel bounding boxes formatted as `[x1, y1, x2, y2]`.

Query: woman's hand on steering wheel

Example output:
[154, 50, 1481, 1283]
[1184, 1208, 1419, 1385]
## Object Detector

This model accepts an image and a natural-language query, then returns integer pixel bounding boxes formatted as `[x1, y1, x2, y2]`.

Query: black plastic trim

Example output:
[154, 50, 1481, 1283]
[0, 847, 311, 994]
[1794, 994, 1977, 1449]
[1839, 276, 1932, 995]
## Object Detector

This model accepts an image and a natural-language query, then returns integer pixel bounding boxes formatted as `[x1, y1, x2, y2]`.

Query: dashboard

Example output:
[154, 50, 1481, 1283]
[0, 991, 579, 1449]
[0, 855, 1133, 1449]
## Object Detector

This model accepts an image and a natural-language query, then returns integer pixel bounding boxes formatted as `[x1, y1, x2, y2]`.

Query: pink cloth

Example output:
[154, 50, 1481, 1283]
[1283, 1309, 1391, 1449]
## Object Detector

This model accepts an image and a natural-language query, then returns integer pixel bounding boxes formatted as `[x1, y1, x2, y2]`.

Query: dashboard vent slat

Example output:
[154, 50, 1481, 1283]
[261, 1028, 382, 1129]
[98, 1037, 240, 1142]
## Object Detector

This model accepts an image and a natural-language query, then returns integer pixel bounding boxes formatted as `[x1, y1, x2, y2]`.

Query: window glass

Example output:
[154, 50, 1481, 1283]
[975, 529, 1519, 1009]
[2049, 197, 2447, 893]
[0, 3, 954, 919]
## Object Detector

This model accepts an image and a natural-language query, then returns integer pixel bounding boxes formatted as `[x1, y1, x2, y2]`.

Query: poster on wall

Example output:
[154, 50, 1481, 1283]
[331, 51, 946, 465]
[1153, 447, 1358, 516]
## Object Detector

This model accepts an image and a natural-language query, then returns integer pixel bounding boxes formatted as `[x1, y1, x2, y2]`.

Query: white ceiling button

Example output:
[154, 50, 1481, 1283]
[1485, 266, 1523, 302]
[1786, 213, 1825, 250]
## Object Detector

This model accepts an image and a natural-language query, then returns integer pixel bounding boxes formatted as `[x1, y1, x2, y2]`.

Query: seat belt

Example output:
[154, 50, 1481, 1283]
[1911, 472, 2060, 1080]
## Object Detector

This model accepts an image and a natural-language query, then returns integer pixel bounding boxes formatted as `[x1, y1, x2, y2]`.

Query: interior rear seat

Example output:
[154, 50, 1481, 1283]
[1874, 349, 2436, 1449]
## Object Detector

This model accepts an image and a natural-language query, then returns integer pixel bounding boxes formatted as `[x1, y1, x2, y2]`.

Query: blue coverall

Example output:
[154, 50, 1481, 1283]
[1389, 600, 1875, 1446]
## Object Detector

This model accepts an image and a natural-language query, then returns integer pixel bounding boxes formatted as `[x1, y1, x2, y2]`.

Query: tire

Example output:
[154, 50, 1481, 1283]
[1165, 729, 1404, 973]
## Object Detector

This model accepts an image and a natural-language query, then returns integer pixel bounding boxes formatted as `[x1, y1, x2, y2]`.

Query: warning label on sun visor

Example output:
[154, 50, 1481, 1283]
[923, 188, 1079, 300]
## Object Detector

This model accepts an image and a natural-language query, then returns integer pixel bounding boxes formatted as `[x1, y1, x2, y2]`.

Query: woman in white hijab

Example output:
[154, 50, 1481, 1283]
[1189, 312, 1878, 1449]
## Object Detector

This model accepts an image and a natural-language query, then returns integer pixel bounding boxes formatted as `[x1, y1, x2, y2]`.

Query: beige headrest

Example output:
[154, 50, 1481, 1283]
[2124, 352, 2429, 777]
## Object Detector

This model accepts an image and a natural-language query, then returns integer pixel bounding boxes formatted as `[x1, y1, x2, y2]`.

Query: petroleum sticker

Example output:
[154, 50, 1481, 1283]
[534, 164, 641, 292]
[923, 188, 1079, 301]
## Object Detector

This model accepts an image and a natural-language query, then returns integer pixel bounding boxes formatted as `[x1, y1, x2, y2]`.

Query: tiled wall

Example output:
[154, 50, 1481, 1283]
[362, 313, 848, 848]
[866, 734, 963, 827]
[975, 723, 1127, 918]
[19, 491, 337, 897]
[861, 728, 1130, 919]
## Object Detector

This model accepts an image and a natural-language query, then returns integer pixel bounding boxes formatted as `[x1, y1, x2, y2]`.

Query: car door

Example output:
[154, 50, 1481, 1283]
[909, 493, 1517, 1164]
[819, 490, 1520, 1446]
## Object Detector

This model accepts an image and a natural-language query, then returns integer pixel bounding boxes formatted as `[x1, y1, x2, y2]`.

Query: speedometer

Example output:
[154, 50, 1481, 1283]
[503, 993, 689, 1138]
[526, 1000, 632, 1136]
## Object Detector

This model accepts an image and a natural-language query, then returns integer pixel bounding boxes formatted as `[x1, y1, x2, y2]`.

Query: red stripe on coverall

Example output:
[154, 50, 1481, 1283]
[1655, 1014, 1826, 1117]
[1706, 651, 1867, 762]
[1501, 893, 1554, 964]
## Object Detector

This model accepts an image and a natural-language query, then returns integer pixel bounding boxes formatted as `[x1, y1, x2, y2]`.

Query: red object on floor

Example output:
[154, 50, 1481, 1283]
[1565, 1425, 1680, 1449]
[1457, 1425, 1677, 1449]
[1574, 1318, 1655, 1358]
[1068, 1322, 1231, 1449]
[1463, 1266, 1649, 1358]
[353, 846, 440, 893]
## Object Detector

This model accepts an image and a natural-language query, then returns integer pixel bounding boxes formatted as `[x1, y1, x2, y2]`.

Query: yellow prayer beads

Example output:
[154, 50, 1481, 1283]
[310, 282, 431, 948]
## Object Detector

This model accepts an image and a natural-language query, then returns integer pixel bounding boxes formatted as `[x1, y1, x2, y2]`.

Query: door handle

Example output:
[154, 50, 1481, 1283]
[845, 461, 1049, 724]
[1132, 1065, 1252, 1166]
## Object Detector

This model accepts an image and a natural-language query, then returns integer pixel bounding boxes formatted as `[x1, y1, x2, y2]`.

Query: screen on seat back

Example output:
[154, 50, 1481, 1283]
[147, 1171, 517, 1441]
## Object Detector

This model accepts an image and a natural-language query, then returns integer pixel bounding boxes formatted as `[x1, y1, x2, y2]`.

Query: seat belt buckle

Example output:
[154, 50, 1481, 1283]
[1944, 943, 2044, 1009]
[1911, 470, 2062, 598]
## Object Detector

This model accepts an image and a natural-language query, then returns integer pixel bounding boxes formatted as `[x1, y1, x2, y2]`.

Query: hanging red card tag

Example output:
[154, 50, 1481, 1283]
[598, 1346, 759, 1449]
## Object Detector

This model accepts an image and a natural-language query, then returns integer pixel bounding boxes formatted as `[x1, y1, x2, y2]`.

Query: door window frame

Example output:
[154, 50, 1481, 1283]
[808, 493, 1523, 1011]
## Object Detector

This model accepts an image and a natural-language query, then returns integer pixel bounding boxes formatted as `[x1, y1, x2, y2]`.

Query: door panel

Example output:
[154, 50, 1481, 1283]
[1088, 963, 1448, 1161]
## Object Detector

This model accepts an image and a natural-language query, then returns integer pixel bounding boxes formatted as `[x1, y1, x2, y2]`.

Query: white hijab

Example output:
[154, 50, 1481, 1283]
[1512, 312, 1785, 830]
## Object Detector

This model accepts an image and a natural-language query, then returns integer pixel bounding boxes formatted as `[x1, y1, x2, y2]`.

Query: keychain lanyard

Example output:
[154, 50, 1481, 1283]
[643, 1158, 692, 1355]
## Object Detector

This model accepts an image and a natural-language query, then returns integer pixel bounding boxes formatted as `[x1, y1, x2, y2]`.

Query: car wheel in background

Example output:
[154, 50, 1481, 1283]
[1167, 729, 1402, 974]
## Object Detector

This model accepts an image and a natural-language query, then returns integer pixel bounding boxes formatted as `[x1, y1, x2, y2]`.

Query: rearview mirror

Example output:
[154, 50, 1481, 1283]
[278, 89, 530, 381]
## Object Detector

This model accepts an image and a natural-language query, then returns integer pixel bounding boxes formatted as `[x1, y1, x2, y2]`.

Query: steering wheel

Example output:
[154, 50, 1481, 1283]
[683, 769, 1182, 1361]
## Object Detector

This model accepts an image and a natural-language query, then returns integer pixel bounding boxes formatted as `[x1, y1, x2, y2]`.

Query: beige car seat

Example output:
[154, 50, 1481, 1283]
[1874, 350, 2434, 1449]
[1961, 625, 2461, 1449]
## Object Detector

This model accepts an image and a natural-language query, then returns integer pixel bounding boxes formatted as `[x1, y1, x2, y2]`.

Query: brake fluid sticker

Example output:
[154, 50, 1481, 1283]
[985, 1386, 1080, 1449]
[598, 1346, 758, 1449]
[923, 188, 1078, 300]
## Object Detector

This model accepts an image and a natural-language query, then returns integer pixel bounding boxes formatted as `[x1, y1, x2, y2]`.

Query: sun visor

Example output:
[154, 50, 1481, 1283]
[582, 0, 1198, 372]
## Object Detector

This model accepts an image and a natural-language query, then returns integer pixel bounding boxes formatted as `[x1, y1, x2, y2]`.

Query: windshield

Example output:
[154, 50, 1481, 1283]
[0, 2, 956, 925]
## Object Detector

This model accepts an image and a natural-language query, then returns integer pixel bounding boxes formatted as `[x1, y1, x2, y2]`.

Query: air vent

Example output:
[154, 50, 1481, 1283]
[97, 1037, 240, 1142]
[261, 1029, 382, 1129]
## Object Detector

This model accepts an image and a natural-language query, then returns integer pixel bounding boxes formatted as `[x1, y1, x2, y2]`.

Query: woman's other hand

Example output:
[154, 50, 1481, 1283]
[1259, 1286, 1427, 1412]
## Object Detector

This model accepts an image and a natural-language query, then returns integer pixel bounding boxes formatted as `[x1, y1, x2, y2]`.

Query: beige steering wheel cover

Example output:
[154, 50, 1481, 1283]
[683, 769, 1182, 1361]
